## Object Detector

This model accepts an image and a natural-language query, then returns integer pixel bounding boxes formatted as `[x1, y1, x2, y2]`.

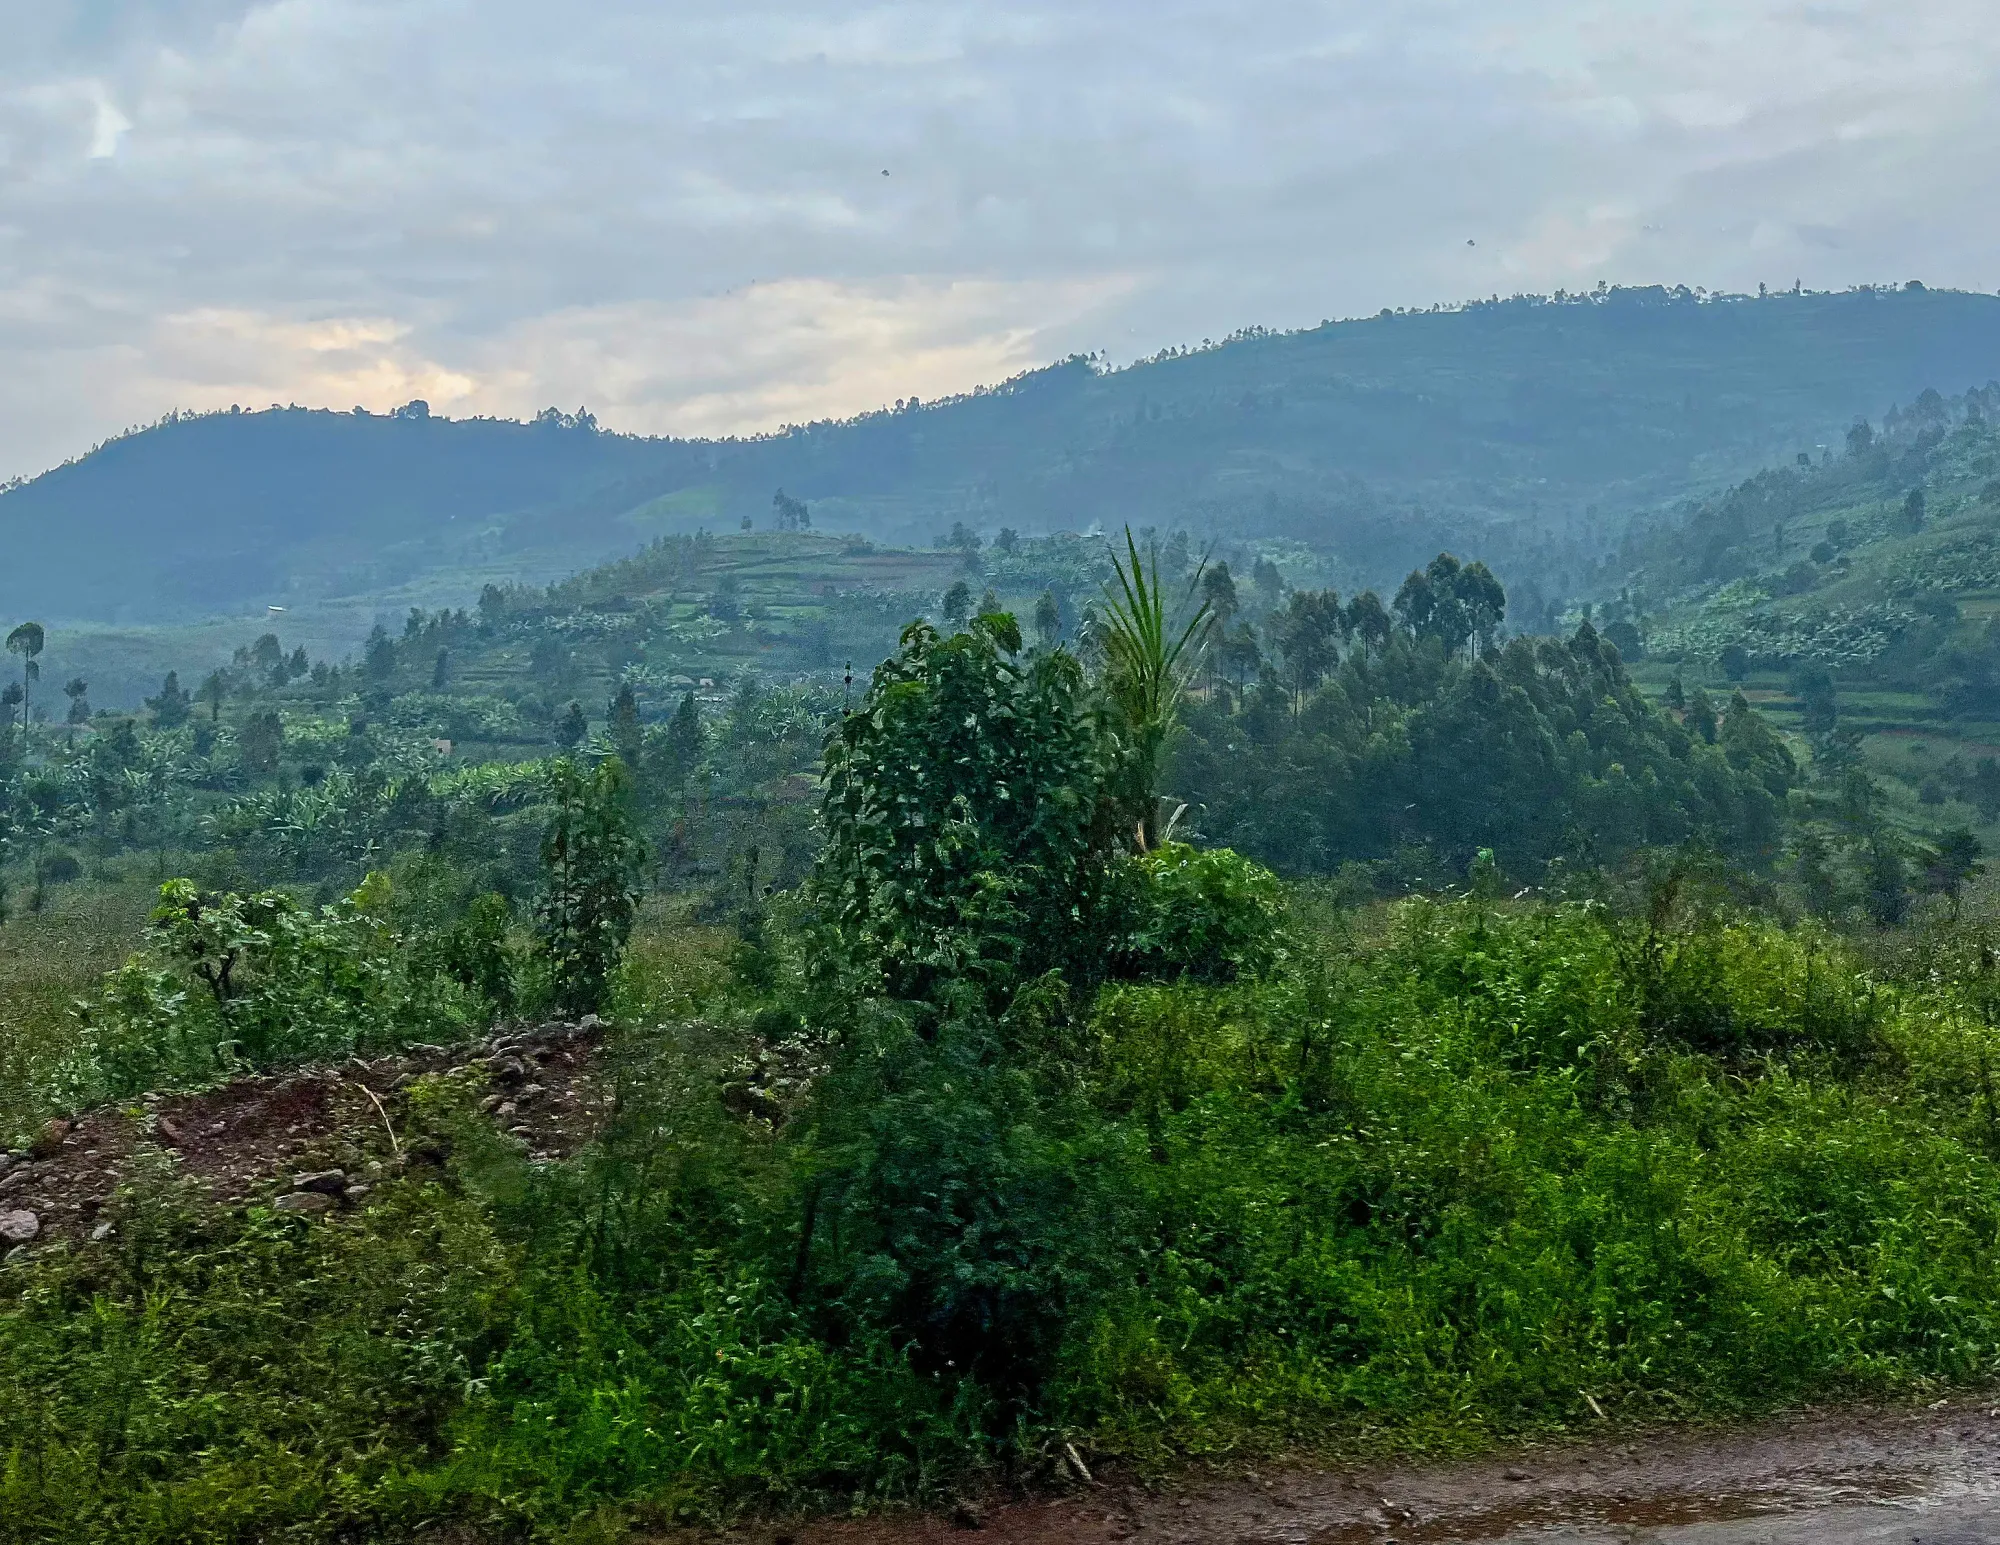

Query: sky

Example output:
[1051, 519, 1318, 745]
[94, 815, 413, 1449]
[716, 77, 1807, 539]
[2, 0, 1998, 482]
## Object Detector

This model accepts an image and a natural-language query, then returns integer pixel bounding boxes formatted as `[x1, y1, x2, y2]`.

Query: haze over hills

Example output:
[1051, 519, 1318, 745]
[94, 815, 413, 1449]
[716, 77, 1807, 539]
[5, 284, 2000, 636]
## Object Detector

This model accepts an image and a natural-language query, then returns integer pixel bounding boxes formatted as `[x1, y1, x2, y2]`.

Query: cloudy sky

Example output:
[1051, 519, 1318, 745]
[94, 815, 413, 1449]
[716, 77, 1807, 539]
[2, 0, 1996, 481]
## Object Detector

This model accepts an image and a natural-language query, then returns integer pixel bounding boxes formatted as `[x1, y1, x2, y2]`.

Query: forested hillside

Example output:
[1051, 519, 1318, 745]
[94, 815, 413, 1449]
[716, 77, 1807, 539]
[6, 284, 1999, 629]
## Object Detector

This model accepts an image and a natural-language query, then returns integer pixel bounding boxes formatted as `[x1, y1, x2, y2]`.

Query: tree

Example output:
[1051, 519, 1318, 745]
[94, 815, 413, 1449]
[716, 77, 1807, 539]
[1201, 562, 1239, 633]
[665, 689, 704, 776]
[1665, 672, 1686, 711]
[62, 676, 88, 740]
[1345, 590, 1392, 652]
[1272, 589, 1344, 702]
[1793, 665, 1837, 738]
[1863, 839, 1910, 928]
[607, 682, 643, 771]
[1251, 556, 1284, 605]
[1903, 486, 1927, 532]
[1719, 643, 1750, 681]
[147, 671, 192, 729]
[5, 621, 42, 739]
[363, 625, 396, 681]
[809, 612, 1110, 1004]
[942, 580, 973, 627]
[536, 757, 645, 1017]
[239, 708, 284, 777]
[555, 701, 587, 751]
[995, 527, 1020, 555]
[1685, 684, 1718, 743]
[1921, 828, 1985, 918]
[431, 649, 451, 689]
[1034, 590, 1062, 648]
[199, 670, 227, 724]
[772, 488, 812, 531]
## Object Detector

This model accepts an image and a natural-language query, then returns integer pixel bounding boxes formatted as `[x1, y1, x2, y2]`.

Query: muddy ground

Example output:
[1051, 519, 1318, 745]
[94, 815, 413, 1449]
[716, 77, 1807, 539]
[736, 1399, 2000, 1545]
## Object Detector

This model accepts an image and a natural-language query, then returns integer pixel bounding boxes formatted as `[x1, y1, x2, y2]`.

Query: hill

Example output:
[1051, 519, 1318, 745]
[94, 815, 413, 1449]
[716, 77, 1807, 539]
[6, 284, 2000, 636]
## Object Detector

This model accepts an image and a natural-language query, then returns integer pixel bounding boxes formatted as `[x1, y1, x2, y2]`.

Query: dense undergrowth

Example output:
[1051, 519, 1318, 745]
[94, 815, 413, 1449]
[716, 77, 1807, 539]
[9, 888, 2000, 1542]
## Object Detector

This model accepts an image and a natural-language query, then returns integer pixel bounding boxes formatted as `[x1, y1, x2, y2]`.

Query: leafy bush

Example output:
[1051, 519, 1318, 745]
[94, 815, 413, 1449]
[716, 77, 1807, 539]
[1110, 843, 1283, 983]
[52, 876, 489, 1109]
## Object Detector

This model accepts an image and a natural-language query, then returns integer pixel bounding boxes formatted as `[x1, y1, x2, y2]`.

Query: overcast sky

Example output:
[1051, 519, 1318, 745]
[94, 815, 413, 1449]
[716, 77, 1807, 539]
[2, 0, 1997, 481]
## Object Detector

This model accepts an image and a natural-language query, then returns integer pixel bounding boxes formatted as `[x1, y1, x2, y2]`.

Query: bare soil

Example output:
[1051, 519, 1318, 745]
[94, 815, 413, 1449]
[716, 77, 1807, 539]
[0, 1018, 609, 1249]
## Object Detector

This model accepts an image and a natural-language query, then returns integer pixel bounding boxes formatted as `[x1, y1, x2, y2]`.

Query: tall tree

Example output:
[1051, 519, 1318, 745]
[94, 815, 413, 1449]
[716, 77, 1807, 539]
[5, 621, 43, 739]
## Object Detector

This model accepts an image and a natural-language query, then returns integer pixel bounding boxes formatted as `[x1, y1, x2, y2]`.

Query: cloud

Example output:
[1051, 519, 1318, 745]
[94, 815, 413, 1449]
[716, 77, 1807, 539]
[1, 0, 1998, 478]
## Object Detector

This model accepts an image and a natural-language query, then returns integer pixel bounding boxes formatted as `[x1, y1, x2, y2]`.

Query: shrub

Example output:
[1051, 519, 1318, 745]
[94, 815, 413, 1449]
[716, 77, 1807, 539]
[1110, 843, 1283, 983]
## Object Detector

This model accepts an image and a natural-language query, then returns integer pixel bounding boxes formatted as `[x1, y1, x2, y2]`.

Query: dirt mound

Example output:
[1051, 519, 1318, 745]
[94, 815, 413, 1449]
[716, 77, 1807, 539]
[0, 1019, 610, 1256]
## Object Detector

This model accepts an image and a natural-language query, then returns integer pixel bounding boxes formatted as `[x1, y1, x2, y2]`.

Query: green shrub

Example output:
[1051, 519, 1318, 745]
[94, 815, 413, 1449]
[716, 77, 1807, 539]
[1110, 843, 1283, 983]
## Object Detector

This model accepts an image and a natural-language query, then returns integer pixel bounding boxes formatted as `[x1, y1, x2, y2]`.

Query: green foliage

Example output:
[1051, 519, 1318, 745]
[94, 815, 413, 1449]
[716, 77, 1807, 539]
[536, 757, 645, 1018]
[808, 614, 1112, 1005]
[1101, 529, 1209, 849]
[56, 876, 487, 1109]
[1178, 623, 1795, 881]
[1110, 843, 1283, 984]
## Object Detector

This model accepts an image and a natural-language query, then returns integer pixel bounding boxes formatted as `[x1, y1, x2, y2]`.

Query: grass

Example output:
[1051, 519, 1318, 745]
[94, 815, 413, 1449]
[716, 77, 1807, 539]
[14, 892, 2000, 1542]
[0, 874, 161, 1146]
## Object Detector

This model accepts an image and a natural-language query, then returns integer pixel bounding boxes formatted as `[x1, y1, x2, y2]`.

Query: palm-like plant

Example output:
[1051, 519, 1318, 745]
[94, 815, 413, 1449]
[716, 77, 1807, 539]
[1101, 527, 1210, 850]
[6, 621, 43, 745]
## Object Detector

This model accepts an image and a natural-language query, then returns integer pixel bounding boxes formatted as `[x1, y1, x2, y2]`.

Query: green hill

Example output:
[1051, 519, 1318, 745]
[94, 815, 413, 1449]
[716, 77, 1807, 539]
[7, 284, 2000, 638]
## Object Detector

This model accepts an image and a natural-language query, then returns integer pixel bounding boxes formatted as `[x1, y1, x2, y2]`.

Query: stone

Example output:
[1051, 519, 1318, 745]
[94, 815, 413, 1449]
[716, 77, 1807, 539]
[479, 1093, 505, 1113]
[343, 1185, 372, 1205]
[272, 1192, 332, 1215]
[0, 1210, 41, 1244]
[90, 1221, 115, 1242]
[507, 1124, 534, 1138]
[291, 1170, 347, 1195]
[951, 1499, 986, 1531]
[516, 1083, 546, 1104]
[486, 1055, 528, 1083]
[30, 1119, 72, 1159]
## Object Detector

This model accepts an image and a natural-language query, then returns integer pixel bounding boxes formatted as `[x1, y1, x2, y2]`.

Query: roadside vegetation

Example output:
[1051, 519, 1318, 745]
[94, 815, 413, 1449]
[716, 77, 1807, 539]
[8, 516, 2000, 1542]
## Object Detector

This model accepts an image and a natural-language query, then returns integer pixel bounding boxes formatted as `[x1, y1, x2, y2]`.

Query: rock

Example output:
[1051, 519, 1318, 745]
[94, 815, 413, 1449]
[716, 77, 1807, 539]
[0, 1210, 41, 1244]
[515, 1083, 546, 1105]
[507, 1124, 534, 1138]
[495, 1100, 517, 1118]
[479, 1094, 505, 1114]
[291, 1170, 347, 1195]
[486, 1055, 528, 1083]
[156, 1116, 183, 1145]
[30, 1119, 72, 1158]
[1503, 1467, 1528, 1481]
[0, 1171, 27, 1197]
[0, 1154, 11, 1177]
[343, 1185, 372, 1205]
[951, 1499, 986, 1531]
[272, 1192, 333, 1215]
[577, 1014, 602, 1031]
[90, 1221, 115, 1242]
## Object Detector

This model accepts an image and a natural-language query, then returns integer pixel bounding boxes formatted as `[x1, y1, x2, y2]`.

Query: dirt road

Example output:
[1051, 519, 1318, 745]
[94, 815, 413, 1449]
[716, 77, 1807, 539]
[770, 1397, 2000, 1545]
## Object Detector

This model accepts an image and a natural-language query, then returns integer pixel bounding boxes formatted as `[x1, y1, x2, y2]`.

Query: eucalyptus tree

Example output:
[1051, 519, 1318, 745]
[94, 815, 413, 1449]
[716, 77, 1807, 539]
[5, 621, 43, 741]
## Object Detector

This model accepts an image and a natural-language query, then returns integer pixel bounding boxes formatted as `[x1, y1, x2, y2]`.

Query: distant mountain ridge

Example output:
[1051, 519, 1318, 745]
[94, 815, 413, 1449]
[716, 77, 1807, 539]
[6, 284, 2000, 626]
